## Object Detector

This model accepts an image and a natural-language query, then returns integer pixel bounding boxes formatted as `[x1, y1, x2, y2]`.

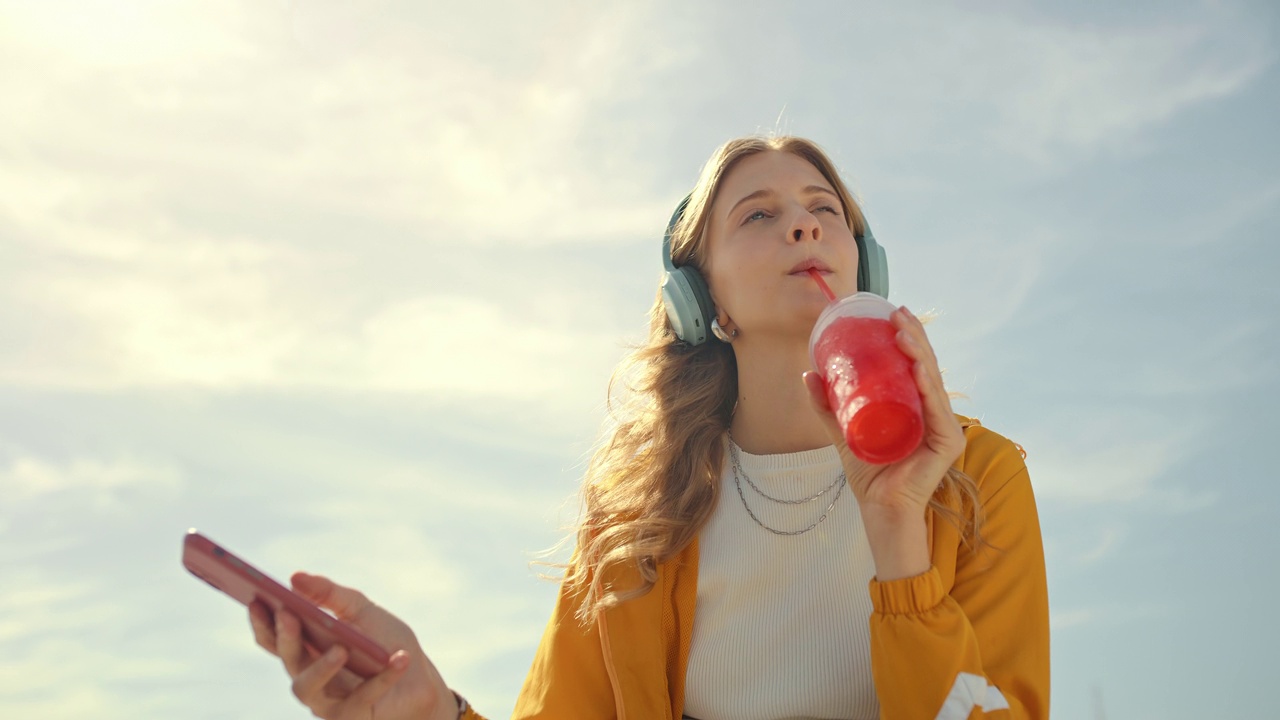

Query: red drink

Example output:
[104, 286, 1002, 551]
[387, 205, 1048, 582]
[810, 294, 923, 464]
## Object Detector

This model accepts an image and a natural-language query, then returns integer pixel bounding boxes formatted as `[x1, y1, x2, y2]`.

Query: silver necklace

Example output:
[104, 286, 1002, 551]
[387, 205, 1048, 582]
[729, 440, 845, 536]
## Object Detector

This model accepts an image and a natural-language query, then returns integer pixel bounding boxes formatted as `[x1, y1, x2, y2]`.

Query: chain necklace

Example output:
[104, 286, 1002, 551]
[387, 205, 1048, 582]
[729, 439, 846, 537]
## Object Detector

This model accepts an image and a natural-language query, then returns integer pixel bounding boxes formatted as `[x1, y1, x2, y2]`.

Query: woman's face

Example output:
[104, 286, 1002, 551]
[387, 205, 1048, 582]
[703, 150, 860, 341]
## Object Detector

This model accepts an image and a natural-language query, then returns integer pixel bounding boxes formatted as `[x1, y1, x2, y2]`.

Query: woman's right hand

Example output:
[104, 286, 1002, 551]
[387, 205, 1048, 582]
[248, 571, 459, 720]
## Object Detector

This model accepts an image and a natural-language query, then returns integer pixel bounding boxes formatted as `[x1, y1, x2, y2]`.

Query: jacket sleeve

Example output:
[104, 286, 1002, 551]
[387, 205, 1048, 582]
[867, 434, 1051, 719]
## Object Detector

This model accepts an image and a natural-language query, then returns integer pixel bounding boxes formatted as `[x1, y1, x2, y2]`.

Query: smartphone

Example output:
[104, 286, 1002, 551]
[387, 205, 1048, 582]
[182, 529, 391, 678]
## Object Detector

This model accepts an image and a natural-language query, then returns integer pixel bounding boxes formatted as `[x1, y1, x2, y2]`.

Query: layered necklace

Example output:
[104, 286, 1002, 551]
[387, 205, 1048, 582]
[729, 438, 846, 537]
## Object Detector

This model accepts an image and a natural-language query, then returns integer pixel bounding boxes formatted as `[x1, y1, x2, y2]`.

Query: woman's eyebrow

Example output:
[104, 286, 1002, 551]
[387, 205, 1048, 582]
[803, 185, 840, 202]
[727, 189, 772, 219]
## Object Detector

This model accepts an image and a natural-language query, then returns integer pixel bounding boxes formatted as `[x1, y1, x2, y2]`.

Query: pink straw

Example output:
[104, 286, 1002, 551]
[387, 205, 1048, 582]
[807, 269, 837, 302]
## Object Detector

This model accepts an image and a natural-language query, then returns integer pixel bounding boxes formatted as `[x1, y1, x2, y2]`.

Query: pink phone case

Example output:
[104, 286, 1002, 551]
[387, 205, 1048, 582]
[182, 529, 391, 678]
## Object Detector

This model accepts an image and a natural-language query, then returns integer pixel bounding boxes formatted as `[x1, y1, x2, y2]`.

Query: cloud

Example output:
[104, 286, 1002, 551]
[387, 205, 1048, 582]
[0, 0, 682, 251]
[1049, 601, 1176, 631]
[986, 20, 1271, 165]
[1021, 407, 1216, 510]
[0, 0, 672, 418]
[1050, 607, 1098, 631]
[1073, 525, 1125, 567]
[0, 454, 181, 506]
[0, 262, 632, 429]
[707, 2, 1273, 179]
[0, 565, 190, 718]
[3, 0, 1269, 412]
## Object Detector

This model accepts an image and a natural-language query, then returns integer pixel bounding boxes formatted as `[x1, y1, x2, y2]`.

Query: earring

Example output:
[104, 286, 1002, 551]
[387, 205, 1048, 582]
[711, 317, 738, 343]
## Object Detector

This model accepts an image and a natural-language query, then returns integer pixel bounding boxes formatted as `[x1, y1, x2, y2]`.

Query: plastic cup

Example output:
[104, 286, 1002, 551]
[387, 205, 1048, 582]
[809, 292, 923, 464]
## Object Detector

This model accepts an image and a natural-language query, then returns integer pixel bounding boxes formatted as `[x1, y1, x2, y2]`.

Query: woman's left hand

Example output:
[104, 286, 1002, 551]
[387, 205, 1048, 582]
[803, 305, 966, 521]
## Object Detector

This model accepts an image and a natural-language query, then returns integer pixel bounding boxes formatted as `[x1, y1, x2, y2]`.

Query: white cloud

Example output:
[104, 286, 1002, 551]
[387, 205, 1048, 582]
[0, 574, 102, 644]
[1049, 601, 1176, 631]
[1, 260, 631, 424]
[1073, 525, 1125, 567]
[1021, 408, 1213, 509]
[757, 2, 1273, 175]
[0, 567, 190, 720]
[988, 21, 1270, 165]
[3, 0, 1268, 409]
[259, 523, 467, 607]
[0, 455, 181, 503]
[0, 0, 681, 250]
[895, 225, 1056, 371]
[0, 0, 665, 414]
[1050, 607, 1097, 631]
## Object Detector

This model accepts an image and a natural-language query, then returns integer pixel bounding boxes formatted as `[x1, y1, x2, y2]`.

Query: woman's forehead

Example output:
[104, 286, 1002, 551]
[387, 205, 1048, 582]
[715, 151, 832, 203]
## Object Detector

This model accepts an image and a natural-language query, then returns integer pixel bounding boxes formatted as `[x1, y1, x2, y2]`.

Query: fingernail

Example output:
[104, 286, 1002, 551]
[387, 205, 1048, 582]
[391, 652, 410, 670]
[326, 646, 345, 663]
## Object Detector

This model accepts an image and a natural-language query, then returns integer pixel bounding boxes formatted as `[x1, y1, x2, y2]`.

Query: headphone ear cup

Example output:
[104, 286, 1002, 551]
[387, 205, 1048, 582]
[856, 226, 890, 299]
[661, 266, 714, 345]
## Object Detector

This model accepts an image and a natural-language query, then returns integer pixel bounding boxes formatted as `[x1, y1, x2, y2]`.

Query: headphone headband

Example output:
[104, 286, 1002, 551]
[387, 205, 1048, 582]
[661, 195, 690, 274]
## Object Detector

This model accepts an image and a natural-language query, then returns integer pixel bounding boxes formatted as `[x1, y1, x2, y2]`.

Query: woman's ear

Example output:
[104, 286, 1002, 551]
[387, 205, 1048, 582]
[711, 308, 739, 343]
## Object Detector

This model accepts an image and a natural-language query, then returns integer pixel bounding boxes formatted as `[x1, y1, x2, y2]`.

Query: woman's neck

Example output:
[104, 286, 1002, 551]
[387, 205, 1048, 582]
[727, 334, 833, 456]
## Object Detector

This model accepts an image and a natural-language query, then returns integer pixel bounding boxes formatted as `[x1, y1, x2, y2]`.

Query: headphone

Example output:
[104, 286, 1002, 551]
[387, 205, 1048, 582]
[660, 194, 890, 345]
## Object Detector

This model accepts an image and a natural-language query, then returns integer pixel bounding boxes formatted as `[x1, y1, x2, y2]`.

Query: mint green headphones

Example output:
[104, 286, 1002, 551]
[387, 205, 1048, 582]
[661, 194, 890, 345]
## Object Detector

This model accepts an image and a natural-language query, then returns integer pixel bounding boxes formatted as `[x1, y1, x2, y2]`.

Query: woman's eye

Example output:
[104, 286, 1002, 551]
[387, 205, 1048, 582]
[744, 210, 769, 223]
[815, 205, 840, 215]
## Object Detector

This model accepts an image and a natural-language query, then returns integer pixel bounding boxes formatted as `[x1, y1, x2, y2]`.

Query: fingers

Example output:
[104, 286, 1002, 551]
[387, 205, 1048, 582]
[893, 308, 945, 397]
[289, 644, 348, 714]
[803, 371, 854, 454]
[892, 307, 939, 369]
[802, 371, 833, 415]
[275, 609, 311, 678]
[291, 572, 373, 622]
[893, 307, 963, 450]
[914, 356, 959, 439]
[249, 600, 278, 655]
[252, 578, 401, 720]
[803, 371, 841, 436]
[333, 651, 412, 712]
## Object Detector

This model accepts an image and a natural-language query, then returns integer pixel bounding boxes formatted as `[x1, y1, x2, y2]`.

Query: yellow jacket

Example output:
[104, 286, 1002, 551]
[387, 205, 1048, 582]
[464, 418, 1050, 719]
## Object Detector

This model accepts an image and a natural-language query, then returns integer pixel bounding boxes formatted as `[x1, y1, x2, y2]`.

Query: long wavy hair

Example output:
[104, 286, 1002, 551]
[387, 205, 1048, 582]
[562, 135, 987, 624]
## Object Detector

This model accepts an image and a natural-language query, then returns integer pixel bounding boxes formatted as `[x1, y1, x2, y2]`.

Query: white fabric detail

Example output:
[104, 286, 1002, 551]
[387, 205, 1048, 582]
[935, 672, 1008, 719]
[983, 683, 1010, 711]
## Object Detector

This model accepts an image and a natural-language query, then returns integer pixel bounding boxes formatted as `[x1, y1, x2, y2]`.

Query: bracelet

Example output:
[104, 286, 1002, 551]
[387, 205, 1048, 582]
[451, 690, 469, 718]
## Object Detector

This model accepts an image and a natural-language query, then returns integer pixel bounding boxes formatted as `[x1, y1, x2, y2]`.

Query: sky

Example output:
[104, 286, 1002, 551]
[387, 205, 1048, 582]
[1, 0, 1277, 718]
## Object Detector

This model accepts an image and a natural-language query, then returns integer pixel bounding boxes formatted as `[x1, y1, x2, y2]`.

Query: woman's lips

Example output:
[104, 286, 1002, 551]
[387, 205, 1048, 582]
[788, 259, 833, 274]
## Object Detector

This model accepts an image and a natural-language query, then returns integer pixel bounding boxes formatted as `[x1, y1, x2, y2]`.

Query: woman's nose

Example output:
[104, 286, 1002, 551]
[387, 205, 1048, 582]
[789, 208, 822, 243]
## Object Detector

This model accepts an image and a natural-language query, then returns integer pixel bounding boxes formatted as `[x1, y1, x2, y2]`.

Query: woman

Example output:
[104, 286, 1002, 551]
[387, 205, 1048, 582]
[248, 135, 1051, 719]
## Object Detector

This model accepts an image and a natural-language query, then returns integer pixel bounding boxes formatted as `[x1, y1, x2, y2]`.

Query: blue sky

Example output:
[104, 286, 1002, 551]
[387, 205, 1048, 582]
[1, 1, 1277, 718]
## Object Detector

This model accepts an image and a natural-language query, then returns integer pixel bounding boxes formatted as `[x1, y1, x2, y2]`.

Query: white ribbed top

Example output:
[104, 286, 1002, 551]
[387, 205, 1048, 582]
[682, 440, 879, 720]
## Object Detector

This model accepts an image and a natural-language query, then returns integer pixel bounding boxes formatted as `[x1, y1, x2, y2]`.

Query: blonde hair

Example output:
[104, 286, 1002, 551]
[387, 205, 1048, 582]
[562, 135, 986, 624]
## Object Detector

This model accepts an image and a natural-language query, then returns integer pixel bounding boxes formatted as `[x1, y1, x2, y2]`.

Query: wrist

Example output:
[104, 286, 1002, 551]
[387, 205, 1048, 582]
[860, 500, 927, 527]
[861, 508, 930, 582]
[437, 689, 465, 720]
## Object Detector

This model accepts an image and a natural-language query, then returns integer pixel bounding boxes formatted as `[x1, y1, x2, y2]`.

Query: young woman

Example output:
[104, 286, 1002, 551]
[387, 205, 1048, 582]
[248, 135, 1051, 720]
